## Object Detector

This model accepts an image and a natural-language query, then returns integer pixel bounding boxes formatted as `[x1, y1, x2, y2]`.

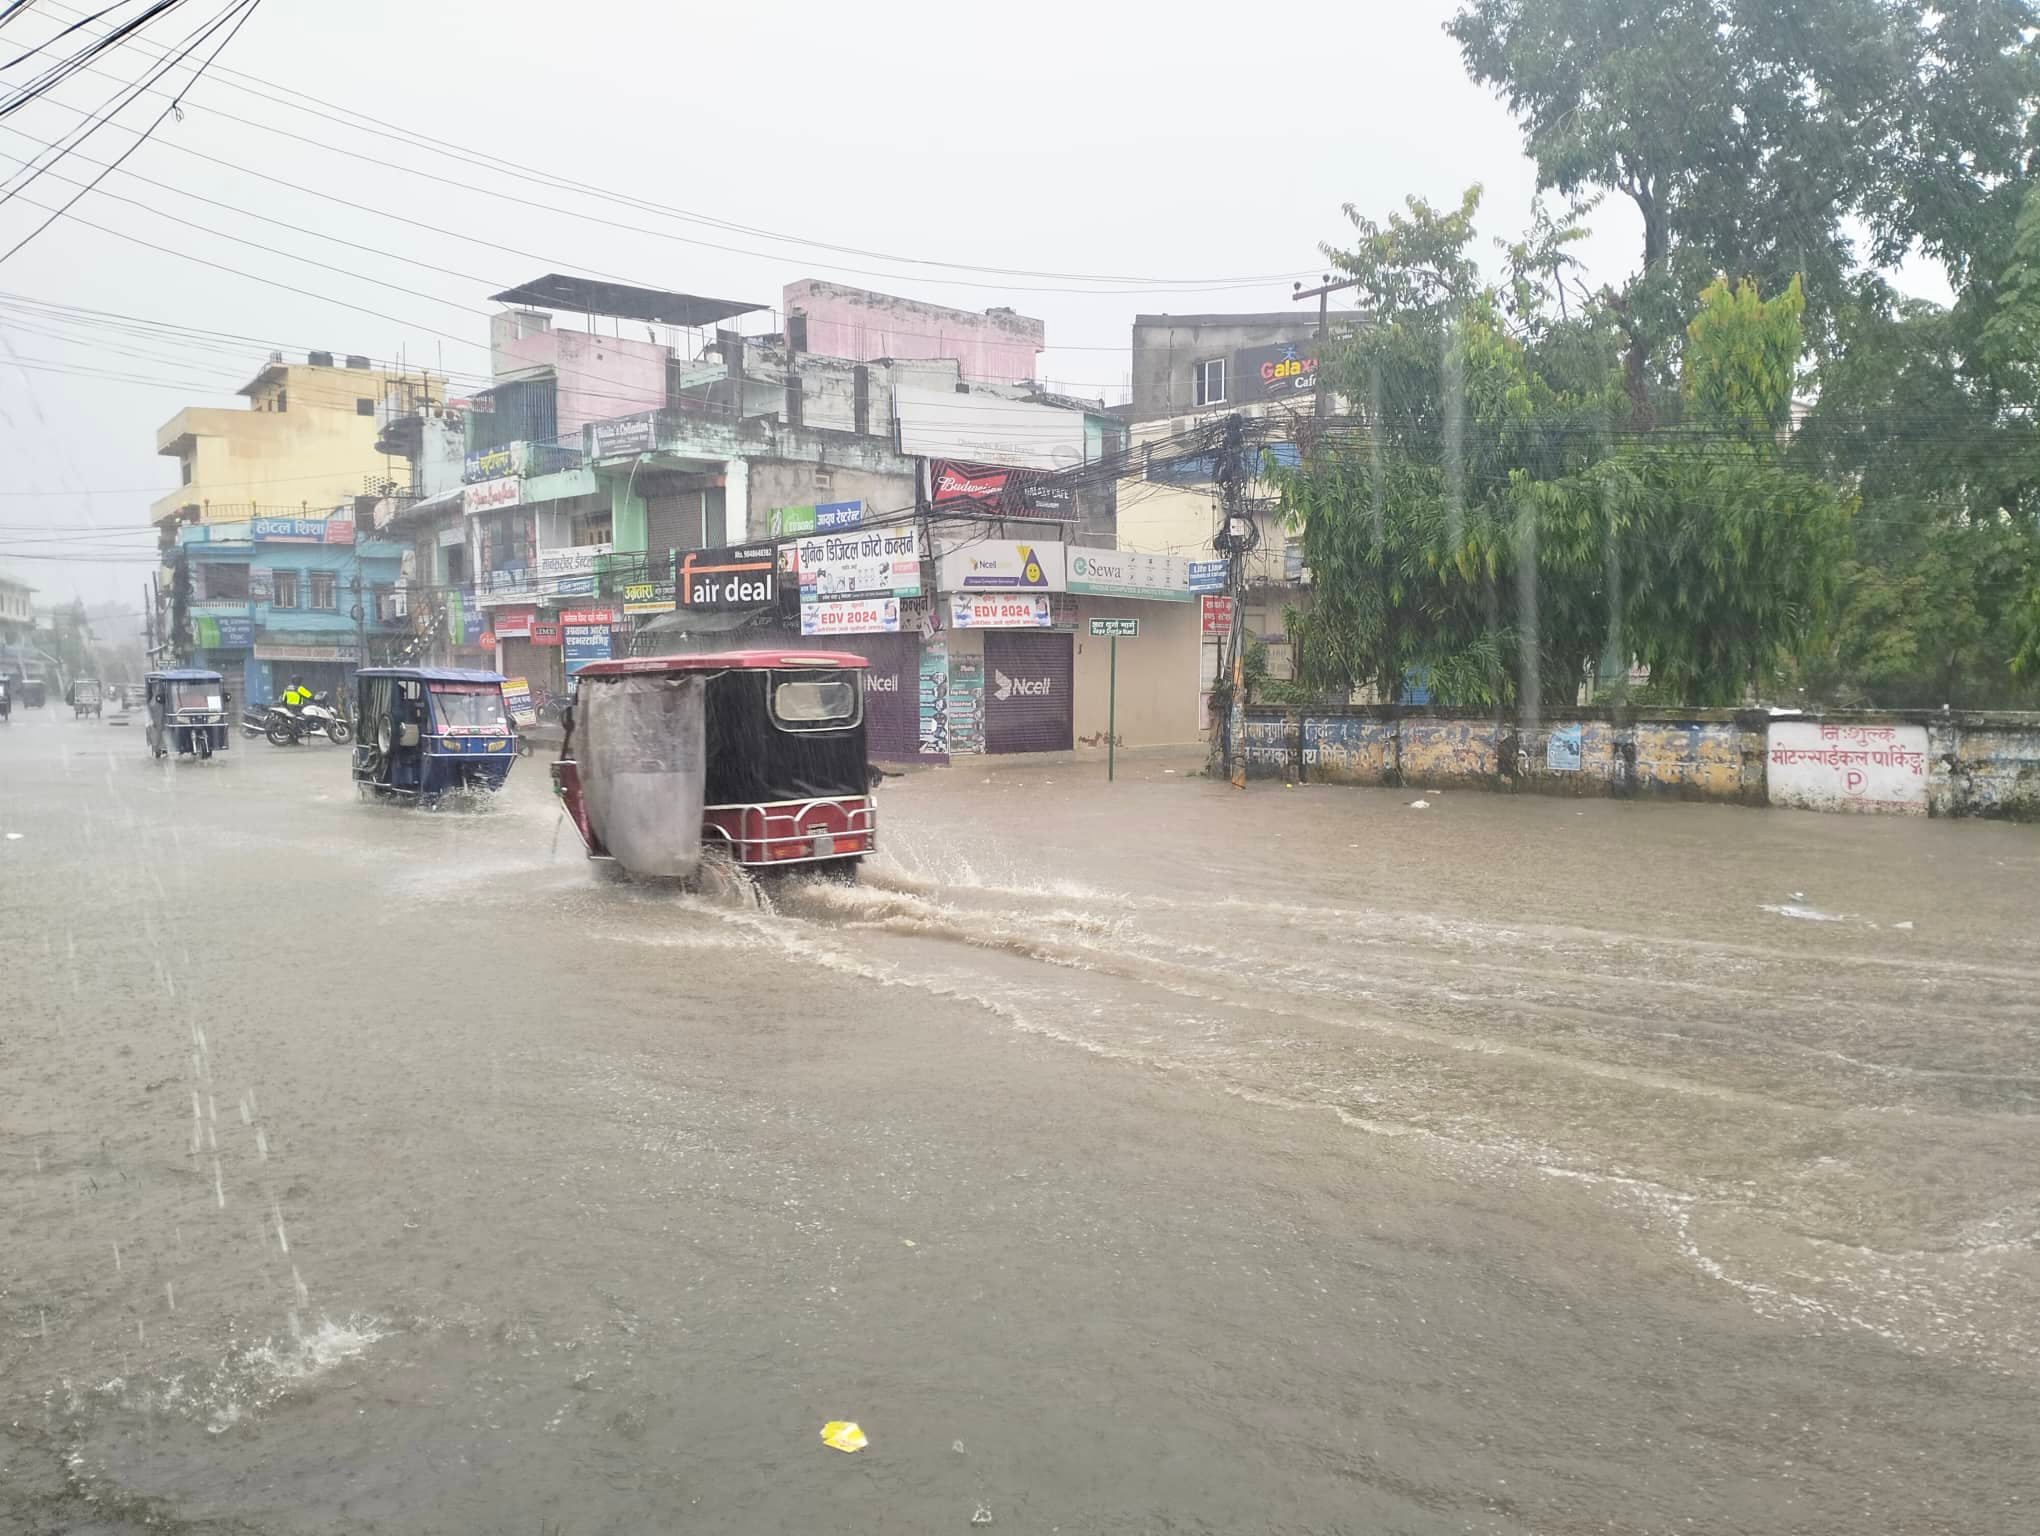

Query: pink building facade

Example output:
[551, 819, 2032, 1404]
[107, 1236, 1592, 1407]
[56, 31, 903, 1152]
[783, 279, 1043, 386]
[494, 316, 668, 443]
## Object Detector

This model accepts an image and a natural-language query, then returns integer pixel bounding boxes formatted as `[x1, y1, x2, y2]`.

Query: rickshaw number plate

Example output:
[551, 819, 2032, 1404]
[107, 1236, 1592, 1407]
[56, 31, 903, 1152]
[811, 831, 835, 859]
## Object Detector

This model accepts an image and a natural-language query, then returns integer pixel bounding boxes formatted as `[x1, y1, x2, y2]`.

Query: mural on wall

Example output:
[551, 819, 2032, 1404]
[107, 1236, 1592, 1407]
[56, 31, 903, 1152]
[1767, 722, 1929, 814]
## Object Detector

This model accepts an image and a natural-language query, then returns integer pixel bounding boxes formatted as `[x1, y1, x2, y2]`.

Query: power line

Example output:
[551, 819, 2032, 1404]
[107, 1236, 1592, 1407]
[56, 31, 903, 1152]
[32, 0, 1317, 294]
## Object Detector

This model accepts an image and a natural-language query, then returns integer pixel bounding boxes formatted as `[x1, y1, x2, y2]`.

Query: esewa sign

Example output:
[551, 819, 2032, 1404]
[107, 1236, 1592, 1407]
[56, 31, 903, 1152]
[797, 526, 922, 600]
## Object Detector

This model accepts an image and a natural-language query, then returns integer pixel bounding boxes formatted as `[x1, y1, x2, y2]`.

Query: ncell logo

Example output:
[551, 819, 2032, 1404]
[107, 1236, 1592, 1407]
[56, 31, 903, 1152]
[992, 669, 1053, 702]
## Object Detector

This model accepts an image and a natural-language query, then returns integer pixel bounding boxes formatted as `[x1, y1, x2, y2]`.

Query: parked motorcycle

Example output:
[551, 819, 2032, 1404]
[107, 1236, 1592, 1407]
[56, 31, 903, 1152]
[245, 692, 353, 747]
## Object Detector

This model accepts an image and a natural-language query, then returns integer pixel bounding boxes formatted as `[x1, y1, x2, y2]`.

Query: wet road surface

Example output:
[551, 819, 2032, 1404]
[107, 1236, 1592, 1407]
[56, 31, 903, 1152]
[3, 709, 2038, 1533]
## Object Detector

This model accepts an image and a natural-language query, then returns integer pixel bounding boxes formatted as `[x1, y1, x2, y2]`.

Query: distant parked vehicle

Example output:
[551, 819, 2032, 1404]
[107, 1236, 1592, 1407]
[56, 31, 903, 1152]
[18, 678, 46, 708]
[71, 678, 102, 718]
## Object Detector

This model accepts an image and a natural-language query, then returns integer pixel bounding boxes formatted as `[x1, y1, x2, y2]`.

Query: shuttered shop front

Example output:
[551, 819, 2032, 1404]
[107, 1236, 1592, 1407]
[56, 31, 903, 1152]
[834, 631, 920, 762]
[982, 631, 1073, 754]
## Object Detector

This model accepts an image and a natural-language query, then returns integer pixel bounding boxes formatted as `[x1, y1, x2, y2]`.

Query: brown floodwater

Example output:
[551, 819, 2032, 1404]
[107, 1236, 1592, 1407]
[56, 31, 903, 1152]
[3, 713, 2037, 1533]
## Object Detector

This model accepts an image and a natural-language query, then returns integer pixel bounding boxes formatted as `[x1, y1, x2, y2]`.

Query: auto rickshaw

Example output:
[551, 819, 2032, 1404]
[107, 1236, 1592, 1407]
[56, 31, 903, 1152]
[19, 677, 46, 708]
[144, 669, 231, 759]
[351, 667, 517, 803]
[0, 675, 11, 723]
[72, 677, 102, 718]
[552, 650, 875, 880]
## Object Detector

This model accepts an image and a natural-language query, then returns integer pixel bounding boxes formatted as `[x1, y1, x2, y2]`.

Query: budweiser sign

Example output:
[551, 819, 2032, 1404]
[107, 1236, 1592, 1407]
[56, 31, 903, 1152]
[928, 458, 1075, 518]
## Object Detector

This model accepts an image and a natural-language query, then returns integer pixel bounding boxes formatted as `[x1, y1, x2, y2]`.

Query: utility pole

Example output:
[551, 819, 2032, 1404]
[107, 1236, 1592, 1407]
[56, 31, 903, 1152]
[1212, 413, 1251, 789]
[350, 574, 367, 668]
[1292, 272, 1360, 420]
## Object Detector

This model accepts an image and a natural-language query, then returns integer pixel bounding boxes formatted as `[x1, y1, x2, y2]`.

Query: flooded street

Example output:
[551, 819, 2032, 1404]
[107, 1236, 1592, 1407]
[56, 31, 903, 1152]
[4, 713, 2038, 1534]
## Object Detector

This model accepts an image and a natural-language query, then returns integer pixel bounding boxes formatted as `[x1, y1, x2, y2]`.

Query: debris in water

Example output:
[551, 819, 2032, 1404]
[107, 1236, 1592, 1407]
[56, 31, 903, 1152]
[1759, 903, 1844, 923]
[4, 831, 21, 841]
[821, 1420, 868, 1453]
[953, 1440, 966, 1455]
[1408, 800, 1430, 810]
[902, 1238, 916, 1248]
[1893, 920, 1915, 930]
[972, 1505, 993, 1525]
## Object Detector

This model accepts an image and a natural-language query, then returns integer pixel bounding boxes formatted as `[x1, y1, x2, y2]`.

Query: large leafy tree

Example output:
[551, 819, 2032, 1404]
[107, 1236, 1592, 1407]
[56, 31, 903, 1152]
[1282, 197, 1845, 707]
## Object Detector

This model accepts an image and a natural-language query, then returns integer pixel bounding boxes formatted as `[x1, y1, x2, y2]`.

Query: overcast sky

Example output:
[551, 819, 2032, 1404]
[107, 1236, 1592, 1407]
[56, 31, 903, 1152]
[0, 0, 1650, 607]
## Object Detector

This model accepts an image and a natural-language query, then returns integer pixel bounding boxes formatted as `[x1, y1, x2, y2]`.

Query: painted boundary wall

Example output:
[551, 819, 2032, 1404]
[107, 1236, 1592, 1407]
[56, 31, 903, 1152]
[1236, 706, 2040, 820]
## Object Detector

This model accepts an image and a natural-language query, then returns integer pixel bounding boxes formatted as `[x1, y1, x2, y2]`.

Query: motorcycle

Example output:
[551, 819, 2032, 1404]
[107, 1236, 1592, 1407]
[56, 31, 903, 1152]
[246, 692, 353, 747]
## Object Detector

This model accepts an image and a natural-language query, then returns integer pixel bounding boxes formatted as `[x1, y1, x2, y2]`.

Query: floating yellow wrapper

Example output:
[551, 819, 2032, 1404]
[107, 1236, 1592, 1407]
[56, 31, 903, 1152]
[821, 1420, 867, 1453]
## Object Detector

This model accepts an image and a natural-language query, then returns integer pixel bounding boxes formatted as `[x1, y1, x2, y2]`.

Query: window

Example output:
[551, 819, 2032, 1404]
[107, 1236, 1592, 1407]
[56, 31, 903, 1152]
[309, 572, 337, 610]
[813, 467, 835, 497]
[770, 671, 860, 729]
[202, 563, 249, 601]
[357, 398, 375, 416]
[180, 456, 193, 486]
[274, 389, 287, 413]
[429, 686, 508, 735]
[1193, 358, 1227, 407]
[271, 570, 298, 609]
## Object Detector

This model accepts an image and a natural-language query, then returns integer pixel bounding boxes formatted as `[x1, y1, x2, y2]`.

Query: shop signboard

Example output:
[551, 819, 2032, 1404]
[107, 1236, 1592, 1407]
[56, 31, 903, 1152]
[589, 414, 655, 458]
[562, 624, 611, 675]
[813, 500, 864, 533]
[558, 606, 624, 628]
[192, 615, 253, 648]
[500, 676, 536, 726]
[797, 526, 922, 600]
[1200, 594, 1234, 635]
[531, 622, 561, 646]
[799, 597, 901, 636]
[463, 442, 525, 482]
[621, 572, 676, 615]
[254, 642, 359, 662]
[550, 575, 597, 597]
[1188, 560, 1228, 593]
[1066, 549, 1190, 601]
[251, 514, 353, 544]
[1235, 340, 1320, 399]
[534, 543, 608, 579]
[950, 593, 1052, 629]
[936, 539, 1064, 592]
[464, 477, 524, 515]
[493, 608, 536, 640]
[677, 544, 777, 610]
[771, 505, 817, 538]
[1088, 617, 1140, 638]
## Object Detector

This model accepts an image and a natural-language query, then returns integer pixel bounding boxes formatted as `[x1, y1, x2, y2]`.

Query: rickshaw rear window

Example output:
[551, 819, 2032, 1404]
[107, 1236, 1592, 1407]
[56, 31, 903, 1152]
[430, 685, 508, 733]
[771, 673, 857, 726]
[172, 683, 221, 711]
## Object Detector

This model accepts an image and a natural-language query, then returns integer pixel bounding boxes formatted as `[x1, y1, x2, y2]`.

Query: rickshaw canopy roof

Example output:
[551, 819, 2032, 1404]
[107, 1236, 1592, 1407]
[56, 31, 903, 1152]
[575, 650, 869, 680]
[147, 669, 223, 683]
[356, 667, 505, 684]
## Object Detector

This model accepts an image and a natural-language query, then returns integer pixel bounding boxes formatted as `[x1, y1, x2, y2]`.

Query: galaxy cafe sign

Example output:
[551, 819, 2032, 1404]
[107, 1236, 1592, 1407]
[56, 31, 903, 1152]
[1237, 341, 1319, 400]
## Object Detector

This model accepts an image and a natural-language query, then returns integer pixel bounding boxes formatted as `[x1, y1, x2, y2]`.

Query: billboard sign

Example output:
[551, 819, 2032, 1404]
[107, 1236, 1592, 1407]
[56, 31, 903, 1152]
[893, 384, 1087, 471]
[463, 443, 525, 482]
[797, 526, 922, 600]
[1200, 594, 1234, 635]
[927, 459, 1077, 518]
[1187, 559, 1228, 593]
[951, 593, 1052, 629]
[676, 544, 776, 610]
[936, 540, 1064, 592]
[192, 615, 254, 648]
[534, 543, 607, 579]
[799, 597, 901, 636]
[492, 608, 536, 640]
[1066, 549, 1190, 601]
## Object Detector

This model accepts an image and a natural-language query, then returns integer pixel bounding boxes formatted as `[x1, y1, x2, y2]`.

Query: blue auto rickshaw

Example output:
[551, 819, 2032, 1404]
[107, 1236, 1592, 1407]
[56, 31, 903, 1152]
[351, 667, 517, 803]
[144, 669, 231, 759]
